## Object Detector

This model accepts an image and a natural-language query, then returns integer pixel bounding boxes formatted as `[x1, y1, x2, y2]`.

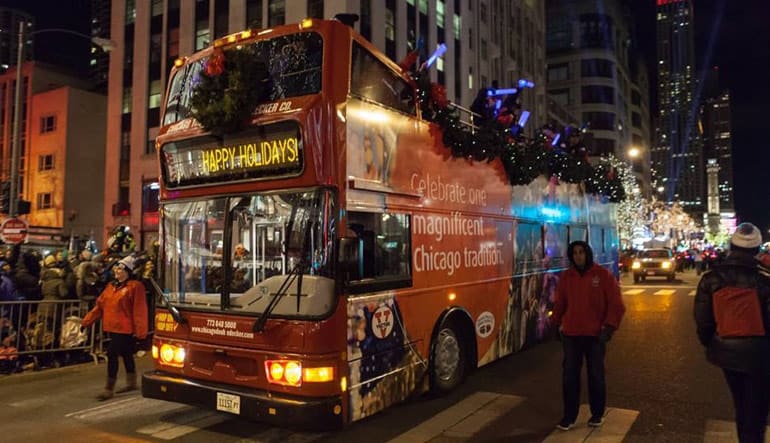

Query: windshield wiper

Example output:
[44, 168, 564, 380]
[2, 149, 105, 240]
[148, 276, 187, 324]
[252, 261, 304, 332]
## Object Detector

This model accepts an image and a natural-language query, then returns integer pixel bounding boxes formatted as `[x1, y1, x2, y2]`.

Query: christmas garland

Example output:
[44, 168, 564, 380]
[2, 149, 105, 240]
[190, 45, 268, 135]
[412, 71, 625, 202]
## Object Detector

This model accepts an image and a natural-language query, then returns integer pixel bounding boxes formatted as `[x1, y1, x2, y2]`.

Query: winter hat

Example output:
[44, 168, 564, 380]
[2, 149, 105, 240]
[43, 255, 57, 267]
[117, 255, 136, 273]
[731, 223, 762, 251]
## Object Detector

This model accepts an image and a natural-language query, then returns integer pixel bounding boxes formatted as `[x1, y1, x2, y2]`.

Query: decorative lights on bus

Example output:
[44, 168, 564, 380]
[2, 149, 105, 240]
[301, 18, 314, 29]
[173, 57, 186, 68]
[153, 342, 186, 367]
[264, 360, 335, 386]
[448, 292, 457, 301]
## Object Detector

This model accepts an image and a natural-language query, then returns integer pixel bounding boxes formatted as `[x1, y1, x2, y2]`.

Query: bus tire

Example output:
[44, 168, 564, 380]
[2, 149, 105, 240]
[430, 320, 466, 394]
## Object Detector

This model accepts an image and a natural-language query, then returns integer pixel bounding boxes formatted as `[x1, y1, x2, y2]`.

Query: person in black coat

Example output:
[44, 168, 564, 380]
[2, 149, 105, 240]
[694, 223, 770, 443]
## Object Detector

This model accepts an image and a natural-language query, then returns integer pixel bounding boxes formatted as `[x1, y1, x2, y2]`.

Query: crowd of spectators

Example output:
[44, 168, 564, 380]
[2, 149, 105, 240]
[0, 239, 157, 374]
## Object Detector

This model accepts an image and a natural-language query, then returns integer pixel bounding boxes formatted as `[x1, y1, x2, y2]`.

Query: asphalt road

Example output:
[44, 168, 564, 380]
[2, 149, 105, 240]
[0, 269, 743, 442]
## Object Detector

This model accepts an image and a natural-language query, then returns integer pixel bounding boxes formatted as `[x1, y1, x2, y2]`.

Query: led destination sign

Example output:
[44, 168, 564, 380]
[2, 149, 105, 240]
[161, 121, 303, 188]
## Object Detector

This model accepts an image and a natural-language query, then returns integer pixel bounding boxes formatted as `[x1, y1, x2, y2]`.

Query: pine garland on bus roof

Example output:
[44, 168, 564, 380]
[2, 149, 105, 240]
[411, 70, 625, 203]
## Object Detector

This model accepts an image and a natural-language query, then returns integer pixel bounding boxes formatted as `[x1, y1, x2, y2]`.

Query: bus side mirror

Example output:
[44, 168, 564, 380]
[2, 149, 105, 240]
[339, 237, 362, 282]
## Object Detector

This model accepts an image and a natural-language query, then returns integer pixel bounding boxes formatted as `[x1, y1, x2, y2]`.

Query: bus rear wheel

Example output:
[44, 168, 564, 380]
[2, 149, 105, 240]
[431, 322, 466, 394]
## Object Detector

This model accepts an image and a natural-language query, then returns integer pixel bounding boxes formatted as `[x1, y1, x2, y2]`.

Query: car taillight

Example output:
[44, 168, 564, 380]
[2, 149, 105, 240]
[264, 360, 335, 386]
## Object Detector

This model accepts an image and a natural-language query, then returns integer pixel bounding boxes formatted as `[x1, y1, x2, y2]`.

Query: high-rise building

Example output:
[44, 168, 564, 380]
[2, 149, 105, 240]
[545, 0, 652, 193]
[653, 0, 703, 214]
[97, 0, 546, 247]
[0, 8, 34, 70]
[701, 92, 734, 212]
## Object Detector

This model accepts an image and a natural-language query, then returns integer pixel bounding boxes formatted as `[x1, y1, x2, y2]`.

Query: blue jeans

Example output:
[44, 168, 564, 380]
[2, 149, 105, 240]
[562, 335, 606, 421]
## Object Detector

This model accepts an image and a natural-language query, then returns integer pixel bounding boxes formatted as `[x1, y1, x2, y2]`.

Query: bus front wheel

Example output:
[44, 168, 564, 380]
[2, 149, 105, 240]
[431, 322, 466, 394]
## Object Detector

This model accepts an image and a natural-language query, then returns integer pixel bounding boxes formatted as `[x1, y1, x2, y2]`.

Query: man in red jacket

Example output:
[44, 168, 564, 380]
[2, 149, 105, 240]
[552, 241, 626, 431]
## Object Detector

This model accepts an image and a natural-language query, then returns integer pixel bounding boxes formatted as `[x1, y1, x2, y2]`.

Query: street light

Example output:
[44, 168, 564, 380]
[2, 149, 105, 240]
[9, 22, 115, 216]
[627, 146, 641, 159]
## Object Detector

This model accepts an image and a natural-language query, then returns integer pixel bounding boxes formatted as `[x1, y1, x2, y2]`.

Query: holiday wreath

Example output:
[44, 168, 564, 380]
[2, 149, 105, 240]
[190, 45, 269, 135]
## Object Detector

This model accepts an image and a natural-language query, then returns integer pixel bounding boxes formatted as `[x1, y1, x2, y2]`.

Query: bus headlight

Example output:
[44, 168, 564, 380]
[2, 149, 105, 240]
[662, 261, 671, 269]
[265, 360, 336, 386]
[158, 343, 185, 367]
[632, 261, 641, 269]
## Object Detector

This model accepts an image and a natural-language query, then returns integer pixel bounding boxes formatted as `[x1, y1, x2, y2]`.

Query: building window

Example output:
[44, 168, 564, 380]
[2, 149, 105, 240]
[40, 115, 56, 133]
[126, 0, 136, 25]
[583, 111, 615, 131]
[581, 85, 615, 105]
[146, 139, 156, 155]
[246, 0, 263, 28]
[307, 0, 324, 18]
[195, 20, 210, 51]
[480, 2, 487, 23]
[547, 63, 569, 82]
[632, 90, 641, 106]
[122, 87, 132, 113]
[453, 14, 461, 40]
[481, 38, 487, 60]
[632, 112, 642, 128]
[38, 154, 54, 171]
[37, 193, 53, 210]
[268, 0, 285, 27]
[149, 80, 162, 109]
[151, 0, 163, 16]
[550, 89, 571, 106]
[437, 0, 445, 28]
[581, 59, 614, 78]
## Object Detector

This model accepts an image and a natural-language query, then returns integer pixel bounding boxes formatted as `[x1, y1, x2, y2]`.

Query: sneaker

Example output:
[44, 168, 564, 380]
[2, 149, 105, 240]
[588, 415, 605, 427]
[556, 418, 575, 431]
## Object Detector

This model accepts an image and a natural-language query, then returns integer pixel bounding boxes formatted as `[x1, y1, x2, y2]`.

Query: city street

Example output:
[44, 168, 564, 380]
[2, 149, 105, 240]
[0, 269, 748, 442]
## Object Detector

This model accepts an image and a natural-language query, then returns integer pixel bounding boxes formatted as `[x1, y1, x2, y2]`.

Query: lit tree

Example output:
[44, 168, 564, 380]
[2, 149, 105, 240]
[608, 155, 646, 248]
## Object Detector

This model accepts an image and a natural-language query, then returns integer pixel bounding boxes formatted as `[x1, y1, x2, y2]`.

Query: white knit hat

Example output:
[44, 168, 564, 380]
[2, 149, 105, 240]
[731, 223, 762, 250]
[117, 255, 136, 272]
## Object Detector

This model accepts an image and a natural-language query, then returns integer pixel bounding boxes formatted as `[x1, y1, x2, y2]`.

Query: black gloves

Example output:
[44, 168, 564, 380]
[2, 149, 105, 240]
[599, 326, 615, 343]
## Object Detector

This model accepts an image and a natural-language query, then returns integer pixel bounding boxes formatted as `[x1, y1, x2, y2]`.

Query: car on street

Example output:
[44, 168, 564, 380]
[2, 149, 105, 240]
[632, 248, 676, 283]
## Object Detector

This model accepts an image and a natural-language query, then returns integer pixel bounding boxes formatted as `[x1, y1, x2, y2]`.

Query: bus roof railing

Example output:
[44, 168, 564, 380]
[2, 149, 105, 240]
[446, 102, 479, 134]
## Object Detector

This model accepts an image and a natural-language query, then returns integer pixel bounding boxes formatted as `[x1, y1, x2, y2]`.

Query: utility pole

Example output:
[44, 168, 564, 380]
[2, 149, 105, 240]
[9, 21, 24, 217]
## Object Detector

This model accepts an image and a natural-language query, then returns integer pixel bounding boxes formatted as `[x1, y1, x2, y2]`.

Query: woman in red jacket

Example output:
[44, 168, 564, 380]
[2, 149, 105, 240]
[82, 255, 148, 400]
[552, 241, 625, 431]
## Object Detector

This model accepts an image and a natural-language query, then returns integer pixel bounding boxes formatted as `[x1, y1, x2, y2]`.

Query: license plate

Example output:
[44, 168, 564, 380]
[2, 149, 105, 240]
[216, 392, 241, 415]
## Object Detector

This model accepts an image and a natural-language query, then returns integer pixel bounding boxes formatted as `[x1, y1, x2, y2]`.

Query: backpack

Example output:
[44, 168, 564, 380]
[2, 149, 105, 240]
[712, 272, 766, 338]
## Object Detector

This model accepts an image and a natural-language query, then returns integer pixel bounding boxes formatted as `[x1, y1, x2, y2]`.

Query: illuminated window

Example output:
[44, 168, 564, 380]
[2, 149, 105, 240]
[149, 80, 162, 109]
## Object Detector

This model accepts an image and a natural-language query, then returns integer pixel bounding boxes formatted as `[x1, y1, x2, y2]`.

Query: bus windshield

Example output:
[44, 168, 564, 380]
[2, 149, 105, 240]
[163, 32, 323, 126]
[159, 188, 335, 313]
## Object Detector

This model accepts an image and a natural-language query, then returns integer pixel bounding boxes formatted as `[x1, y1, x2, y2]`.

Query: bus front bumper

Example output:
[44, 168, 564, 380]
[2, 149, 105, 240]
[142, 370, 344, 429]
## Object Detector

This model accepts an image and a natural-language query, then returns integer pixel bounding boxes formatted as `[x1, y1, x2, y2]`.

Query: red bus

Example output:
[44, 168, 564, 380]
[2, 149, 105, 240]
[142, 18, 618, 428]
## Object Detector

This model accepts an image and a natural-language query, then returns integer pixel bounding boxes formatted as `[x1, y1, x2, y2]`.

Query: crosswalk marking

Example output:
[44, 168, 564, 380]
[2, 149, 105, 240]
[66, 395, 186, 422]
[703, 419, 770, 443]
[622, 289, 645, 295]
[136, 408, 230, 440]
[543, 405, 639, 443]
[386, 391, 524, 443]
[653, 289, 676, 296]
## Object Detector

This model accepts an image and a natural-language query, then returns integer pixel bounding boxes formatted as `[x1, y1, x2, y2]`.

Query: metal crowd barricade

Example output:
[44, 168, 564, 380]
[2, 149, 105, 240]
[0, 299, 106, 370]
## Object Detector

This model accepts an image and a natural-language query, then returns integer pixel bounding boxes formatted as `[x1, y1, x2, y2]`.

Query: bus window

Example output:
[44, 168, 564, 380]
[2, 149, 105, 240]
[515, 221, 543, 273]
[163, 32, 323, 126]
[351, 42, 415, 115]
[160, 198, 226, 303]
[346, 211, 411, 292]
[570, 226, 587, 243]
[589, 226, 603, 254]
[545, 223, 568, 269]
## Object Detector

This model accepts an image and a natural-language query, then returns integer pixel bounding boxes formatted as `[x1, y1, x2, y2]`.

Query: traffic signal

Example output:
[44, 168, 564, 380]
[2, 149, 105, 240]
[17, 199, 30, 215]
[0, 182, 9, 214]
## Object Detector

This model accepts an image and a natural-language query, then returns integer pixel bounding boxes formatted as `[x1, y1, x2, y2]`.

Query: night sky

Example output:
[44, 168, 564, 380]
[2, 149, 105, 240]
[5, 0, 770, 237]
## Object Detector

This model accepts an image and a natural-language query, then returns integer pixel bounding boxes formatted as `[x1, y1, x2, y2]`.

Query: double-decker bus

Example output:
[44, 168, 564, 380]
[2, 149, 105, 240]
[142, 18, 618, 428]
